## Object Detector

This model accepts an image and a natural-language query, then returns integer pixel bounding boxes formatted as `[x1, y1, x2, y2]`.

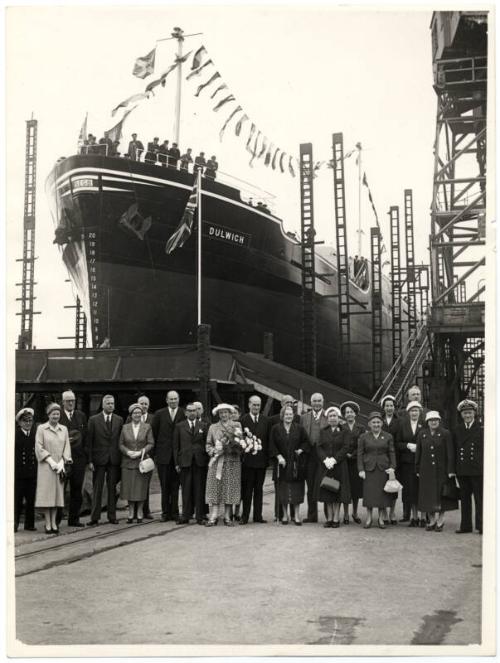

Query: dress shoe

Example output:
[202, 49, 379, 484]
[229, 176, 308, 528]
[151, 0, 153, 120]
[378, 520, 386, 530]
[239, 519, 248, 525]
[435, 524, 444, 532]
[426, 523, 436, 531]
[69, 521, 85, 528]
[343, 518, 350, 525]
[455, 528, 472, 534]
[108, 519, 119, 525]
[196, 519, 207, 525]
[352, 516, 362, 524]
[177, 518, 189, 524]
[399, 516, 410, 523]
[143, 513, 154, 520]
[233, 515, 241, 522]
[294, 520, 302, 526]
[136, 518, 143, 524]
[419, 519, 426, 528]
[160, 515, 169, 522]
[205, 519, 218, 527]
[223, 519, 234, 527]
[390, 519, 398, 525]
[323, 521, 333, 528]
[408, 518, 417, 528]
[254, 518, 267, 523]
[303, 518, 317, 523]
[24, 526, 37, 532]
[332, 521, 340, 528]
[51, 527, 59, 535]
[126, 518, 134, 524]
[281, 519, 289, 525]
[44, 526, 53, 535]
[87, 520, 99, 527]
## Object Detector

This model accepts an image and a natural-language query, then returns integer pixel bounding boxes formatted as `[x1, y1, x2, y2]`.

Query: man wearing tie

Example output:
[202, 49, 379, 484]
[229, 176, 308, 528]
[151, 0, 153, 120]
[58, 390, 88, 528]
[152, 391, 186, 522]
[454, 399, 483, 535]
[300, 393, 328, 523]
[173, 403, 208, 524]
[87, 394, 123, 526]
[126, 395, 154, 519]
[240, 395, 270, 524]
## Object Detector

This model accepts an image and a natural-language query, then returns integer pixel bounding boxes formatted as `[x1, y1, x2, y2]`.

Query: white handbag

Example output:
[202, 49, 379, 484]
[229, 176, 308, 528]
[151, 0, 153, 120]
[139, 447, 155, 474]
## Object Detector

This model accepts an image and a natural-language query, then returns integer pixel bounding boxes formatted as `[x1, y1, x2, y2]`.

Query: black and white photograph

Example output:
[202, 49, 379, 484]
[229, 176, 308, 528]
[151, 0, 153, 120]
[5, 1, 495, 657]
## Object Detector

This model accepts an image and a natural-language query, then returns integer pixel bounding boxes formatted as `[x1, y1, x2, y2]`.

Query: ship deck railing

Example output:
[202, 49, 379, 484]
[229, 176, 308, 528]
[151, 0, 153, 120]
[77, 145, 277, 212]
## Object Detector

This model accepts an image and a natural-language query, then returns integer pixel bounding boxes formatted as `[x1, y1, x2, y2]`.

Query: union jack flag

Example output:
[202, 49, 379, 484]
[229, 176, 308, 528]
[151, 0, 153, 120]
[165, 175, 200, 254]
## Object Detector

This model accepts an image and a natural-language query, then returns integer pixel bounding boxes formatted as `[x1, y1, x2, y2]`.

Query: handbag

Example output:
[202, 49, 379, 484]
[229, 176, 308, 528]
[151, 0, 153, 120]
[320, 475, 340, 492]
[384, 478, 402, 493]
[441, 478, 459, 500]
[139, 448, 155, 474]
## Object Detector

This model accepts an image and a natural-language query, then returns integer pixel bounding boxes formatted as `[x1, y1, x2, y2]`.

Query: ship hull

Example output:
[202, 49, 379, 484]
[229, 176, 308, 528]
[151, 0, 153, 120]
[47, 155, 401, 396]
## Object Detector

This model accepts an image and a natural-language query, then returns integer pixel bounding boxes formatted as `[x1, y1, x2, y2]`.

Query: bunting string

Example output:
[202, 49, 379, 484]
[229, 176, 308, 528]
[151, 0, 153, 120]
[195, 72, 221, 97]
[210, 83, 228, 99]
[219, 106, 242, 142]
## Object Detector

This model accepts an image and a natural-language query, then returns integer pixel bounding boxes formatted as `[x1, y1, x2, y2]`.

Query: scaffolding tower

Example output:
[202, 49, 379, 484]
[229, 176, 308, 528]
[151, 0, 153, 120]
[299, 143, 317, 376]
[331, 133, 351, 388]
[370, 227, 383, 391]
[16, 118, 40, 349]
[389, 206, 403, 364]
[427, 11, 487, 421]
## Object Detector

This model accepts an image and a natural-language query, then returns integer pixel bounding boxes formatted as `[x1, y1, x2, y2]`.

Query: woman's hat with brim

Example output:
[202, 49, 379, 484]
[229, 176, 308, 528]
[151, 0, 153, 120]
[128, 403, 143, 414]
[380, 394, 397, 408]
[406, 400, 423, 412]
[325, 406, 341, 418]
[340, 400, 360, 416]
[46, 402, 61, 415]
[425, 410, 441, 422]
[212, 403, 236, 416]
[457, 399, 478, 413]
[16, 407, 34, 423]
[367, 411, 384, 424]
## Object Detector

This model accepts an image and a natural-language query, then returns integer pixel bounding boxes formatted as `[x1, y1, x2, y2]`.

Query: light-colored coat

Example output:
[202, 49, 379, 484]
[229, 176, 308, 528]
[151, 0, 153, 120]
[35, 422, 72, 507]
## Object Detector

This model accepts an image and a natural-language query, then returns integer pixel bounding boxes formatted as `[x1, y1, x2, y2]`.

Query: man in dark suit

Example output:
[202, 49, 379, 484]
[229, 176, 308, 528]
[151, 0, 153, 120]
[152, 390, 185, 522]
[126, 394, 154, 519]
[454, 399, 483, 535]
[58, 390, 88, 528]
[300, 393, 328, 523]
[173, 402, 208, 524]
[240, 395, 270, 524]
[193, 401, 211, 427]
[14, 407, 38, 532]
[87, 394, 123, 525]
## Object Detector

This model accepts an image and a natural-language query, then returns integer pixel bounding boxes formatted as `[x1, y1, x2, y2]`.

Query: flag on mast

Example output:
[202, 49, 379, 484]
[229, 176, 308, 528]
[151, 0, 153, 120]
[77, 113, 88, 150]
[104, 105, 137, 144]
[133, 48, 156, 79]
[165, 175, 200, 254]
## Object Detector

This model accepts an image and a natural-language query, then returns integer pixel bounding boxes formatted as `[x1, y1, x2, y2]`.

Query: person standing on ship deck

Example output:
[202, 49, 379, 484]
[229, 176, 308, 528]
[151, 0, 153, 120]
[127, 133, 144, 161]
[180, 148, 193, 172]
[168, 142, 180, 168]
[205, 155, 218, 180]
[158, 140, 169, 166]
[194, 151, 206, 175]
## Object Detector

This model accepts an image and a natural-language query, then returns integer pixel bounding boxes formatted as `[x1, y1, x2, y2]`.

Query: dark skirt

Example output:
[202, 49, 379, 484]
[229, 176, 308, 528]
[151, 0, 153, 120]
[121, 467, 149, 501]
[278, 479, 305, 505]
[399, 462, 419, 506]
[362, 467, 393, 509]
[347, 457, 363, 501]
[314, 461, 351, 504]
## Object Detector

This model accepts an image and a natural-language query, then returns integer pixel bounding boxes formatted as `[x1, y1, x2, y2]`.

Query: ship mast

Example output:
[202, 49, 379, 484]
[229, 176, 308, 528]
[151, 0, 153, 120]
[172, 26, 184, 145]
[356, 141, 362, 256]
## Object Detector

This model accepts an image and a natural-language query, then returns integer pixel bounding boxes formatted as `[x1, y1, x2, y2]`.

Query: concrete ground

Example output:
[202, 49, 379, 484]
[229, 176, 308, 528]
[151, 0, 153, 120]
[14, 473, 482, 647]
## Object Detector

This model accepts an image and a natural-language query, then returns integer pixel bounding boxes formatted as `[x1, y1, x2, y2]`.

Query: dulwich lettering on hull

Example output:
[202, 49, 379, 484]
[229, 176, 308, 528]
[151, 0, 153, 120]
[204, 222, 251, 247]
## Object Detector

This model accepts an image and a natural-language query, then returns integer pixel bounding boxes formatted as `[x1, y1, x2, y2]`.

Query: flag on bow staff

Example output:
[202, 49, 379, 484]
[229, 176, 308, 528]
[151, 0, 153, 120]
[133, 48, 156, 79]
[165, 174, 200, 254]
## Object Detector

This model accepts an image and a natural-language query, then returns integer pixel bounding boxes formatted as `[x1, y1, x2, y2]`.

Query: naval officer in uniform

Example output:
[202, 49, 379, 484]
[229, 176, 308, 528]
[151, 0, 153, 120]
[454, 399, 483, 534]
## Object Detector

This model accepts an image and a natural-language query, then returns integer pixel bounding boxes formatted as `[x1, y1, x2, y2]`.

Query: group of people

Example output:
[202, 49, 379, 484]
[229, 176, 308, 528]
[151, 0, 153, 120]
[79, 132, 219, 179]
[14, 385, 483, 535]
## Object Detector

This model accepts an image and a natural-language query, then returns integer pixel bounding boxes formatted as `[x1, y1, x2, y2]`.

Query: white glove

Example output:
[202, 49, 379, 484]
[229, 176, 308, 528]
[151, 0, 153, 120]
[277, 455, 286, 467]
[56, 459, 65, 474]
[47, 457, 58, 470]
[407, 443, 416, 453]
[359, 471, 366, 479]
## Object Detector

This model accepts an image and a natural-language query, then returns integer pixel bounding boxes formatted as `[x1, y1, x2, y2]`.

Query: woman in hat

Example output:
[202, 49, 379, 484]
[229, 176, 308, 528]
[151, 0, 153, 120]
[15, 407, 38, 532]
[315, 407, 350, 528]
[34, 403, 72, 534]
[380, 395, 400, 525]
[340, 400, 365, 524]
[415, 411, 457, 531]
[395, 401, 425, 527]
[205, 404, 243, 526]
[269, 405, 311, 525]
[119, 403, 155, 523]
[357, 411, 396, 529]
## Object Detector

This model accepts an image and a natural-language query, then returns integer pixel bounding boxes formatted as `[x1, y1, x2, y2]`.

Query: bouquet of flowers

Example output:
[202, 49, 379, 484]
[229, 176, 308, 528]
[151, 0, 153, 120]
[209, 425, 244, 467]
[238, 427, 263, 455]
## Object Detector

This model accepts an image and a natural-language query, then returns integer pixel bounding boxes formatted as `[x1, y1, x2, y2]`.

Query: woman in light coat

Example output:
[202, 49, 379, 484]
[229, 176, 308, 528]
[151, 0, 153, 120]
[35, 403, 72, 534]
[119, 403, 155, 523]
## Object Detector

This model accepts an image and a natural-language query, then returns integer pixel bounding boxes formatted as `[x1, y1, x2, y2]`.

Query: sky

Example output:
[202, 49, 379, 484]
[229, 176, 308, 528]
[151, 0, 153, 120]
[6, 3, 440, 349]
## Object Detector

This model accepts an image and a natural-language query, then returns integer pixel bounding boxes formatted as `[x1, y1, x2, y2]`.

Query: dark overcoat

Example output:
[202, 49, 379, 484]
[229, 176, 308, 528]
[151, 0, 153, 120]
[59, 409, 88, 463]
[453, 421, 483, 477]
[415, 425, 457, 512]
[314, 425, 351, 504]
[269, 423, 310, 483]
